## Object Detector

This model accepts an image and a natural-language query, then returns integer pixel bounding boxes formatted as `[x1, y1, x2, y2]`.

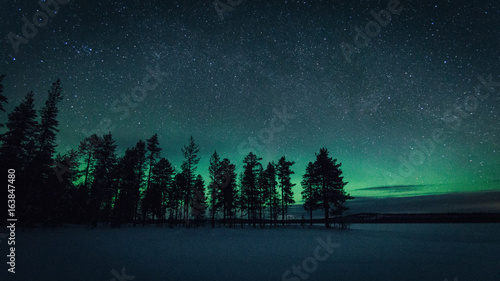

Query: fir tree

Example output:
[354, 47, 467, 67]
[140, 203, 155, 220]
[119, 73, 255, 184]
[219, 158, 237, 226]
[301, 161, 321, 225]
[0, 92, 38, 173]
[277, 156, 295, 224]
[241, 152, 262, 227]
[181, 136, 200, 226]
[152, 157, 174, 223]
[143, 134, 162, 220]
[262, 162, 279, 224]
[35, 79, 64, 180]
[0, 92, 38, 224]
[208, 150, 221, 227]
[89, 132, 117, 226]
[78, 134, 101, 192]
[172, 171, 188, 223]
[112, 148, 135, 226]
[190, 174, 207, 223]
[133, 140, 147, 223]
[313, 148, 353, 228]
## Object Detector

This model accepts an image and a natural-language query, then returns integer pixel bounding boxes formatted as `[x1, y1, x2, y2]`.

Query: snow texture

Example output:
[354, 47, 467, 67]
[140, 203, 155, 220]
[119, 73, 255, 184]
[5, 223, 500, 281]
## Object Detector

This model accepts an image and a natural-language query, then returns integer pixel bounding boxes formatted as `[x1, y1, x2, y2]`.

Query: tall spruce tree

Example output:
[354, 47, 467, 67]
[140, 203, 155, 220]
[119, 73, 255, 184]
[277, 156, 295, 224]
[208, 150, 221, 227]
[89, 132, 117, 226]
[256, 164, 265, 225]
[301, 161, 321, 225]
[29, 80, 64, 223]
[0, 92, 38, 224]
[166, 170, 183, 225]
[181, 136, 200, 226]
[313, 148, 353, 228]
[133, 140, 147, 223]
[219, 158, 237, 226]
[78, 134, 101, 193]
[143, 134, 162, 220]
[241, 152, 262, 227]
[152, 157, 175, 223]
[0, 92, 38, 172]
[172, 171, 188, 223]
[146, 134, 161, 188]
[237, 172, 247, 223]
[113, 140, 147, 226]
[35, 80, 64, 179]
[262, 162, 279, 224]
[190, 174, 207, 222]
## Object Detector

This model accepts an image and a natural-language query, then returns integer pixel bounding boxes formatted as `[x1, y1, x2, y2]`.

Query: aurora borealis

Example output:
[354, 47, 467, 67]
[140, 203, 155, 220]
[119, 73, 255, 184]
[1, 0, 499, 202]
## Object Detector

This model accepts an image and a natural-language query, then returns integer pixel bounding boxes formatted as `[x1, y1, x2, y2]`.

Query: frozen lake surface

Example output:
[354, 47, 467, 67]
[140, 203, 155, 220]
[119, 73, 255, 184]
[9, 223, 500, 281]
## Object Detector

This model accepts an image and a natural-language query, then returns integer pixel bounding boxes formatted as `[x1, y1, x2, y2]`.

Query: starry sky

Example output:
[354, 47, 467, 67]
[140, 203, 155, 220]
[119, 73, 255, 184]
[1, 0, 499, 202]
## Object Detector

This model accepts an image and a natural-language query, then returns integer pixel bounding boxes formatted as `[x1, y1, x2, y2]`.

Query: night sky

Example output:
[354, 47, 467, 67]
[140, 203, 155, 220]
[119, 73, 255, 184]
[1, 0, 499, 201]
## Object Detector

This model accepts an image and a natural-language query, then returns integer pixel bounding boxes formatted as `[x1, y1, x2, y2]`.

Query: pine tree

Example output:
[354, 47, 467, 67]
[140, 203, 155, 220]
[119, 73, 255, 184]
[89, 132, 117, 226]
[133, 140, 147, 223]
[152, 157, 174, 224]
[77, 134, 104, 223]
[313, 148, 353, 228]
[236, 171, 247, 223]
[78, 134, 101, 192]
[35, 79, 64, 180]
[190, 174, 207, 223]
[208, 150, 221, 227]
[143, 134, 162, 221]
[181, 136, 200, 226]
[143, 156, 174, 224]
[219, 158, 237, 226]
[0, 92, 38, 224]
[207, 152, 236, 227]
[112, 148, 134, 226]
[301, 161, 321, 225]
[146, 134, 162, 188]
[277, 156, 295, 224]
[24, 80, 64, 224]
[241, 152, 262, 227]
[256, 164, 266, 226]
[0, 92, 38, 173]
[262, 162, 279, 224]
[172, 171, 188, 223]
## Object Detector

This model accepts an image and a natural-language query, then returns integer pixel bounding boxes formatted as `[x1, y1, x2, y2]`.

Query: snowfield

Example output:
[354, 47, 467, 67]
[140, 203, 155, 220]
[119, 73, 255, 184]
[8, 223, 500, 281]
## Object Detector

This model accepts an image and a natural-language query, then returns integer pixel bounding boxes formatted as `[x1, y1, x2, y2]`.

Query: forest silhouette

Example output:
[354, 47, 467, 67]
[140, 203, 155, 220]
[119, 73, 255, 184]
[0, 77, 353, 228]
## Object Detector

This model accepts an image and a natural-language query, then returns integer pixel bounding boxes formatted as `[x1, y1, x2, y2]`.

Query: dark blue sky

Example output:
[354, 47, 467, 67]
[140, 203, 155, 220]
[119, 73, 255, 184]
[1, 0, 499, 200]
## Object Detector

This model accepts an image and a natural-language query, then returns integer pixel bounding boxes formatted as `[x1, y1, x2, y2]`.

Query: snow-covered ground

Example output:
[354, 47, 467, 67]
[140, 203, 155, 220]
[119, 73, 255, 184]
[6, 223, 500, 281]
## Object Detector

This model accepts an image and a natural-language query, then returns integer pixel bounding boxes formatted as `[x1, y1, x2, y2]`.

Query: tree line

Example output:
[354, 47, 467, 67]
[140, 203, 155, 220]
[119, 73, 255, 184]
[0, 77, 353, 228]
